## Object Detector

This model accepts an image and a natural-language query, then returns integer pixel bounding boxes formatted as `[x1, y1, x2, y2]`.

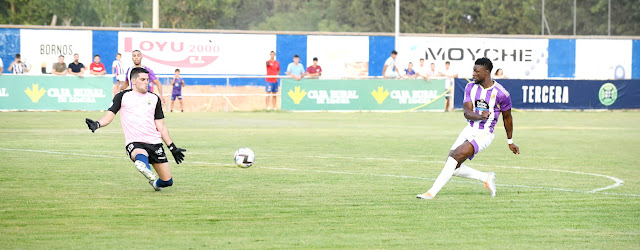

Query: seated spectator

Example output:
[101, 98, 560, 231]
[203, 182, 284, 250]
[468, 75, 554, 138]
[494, 68, 508, 79]
[90, 54, 106, 75]
[306, 57, 322, 78]
[68, 53, 85, 77]
[51, 55, 67, 75]
[404, 62, 417, 79]
[8, 53, 29, 74]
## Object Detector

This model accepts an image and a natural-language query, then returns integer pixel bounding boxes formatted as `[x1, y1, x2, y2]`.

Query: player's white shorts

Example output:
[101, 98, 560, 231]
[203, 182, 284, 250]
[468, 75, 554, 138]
[116, 74, 126, 81]
[450, 125, 495, 160]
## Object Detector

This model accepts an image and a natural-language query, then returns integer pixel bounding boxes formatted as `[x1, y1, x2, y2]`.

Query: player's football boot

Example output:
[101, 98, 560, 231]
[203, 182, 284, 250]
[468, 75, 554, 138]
[485, 172, 496, 197]
[149, 180, 162, 191]
[416, 192, 434, 199]
[134, 160, 157, 181]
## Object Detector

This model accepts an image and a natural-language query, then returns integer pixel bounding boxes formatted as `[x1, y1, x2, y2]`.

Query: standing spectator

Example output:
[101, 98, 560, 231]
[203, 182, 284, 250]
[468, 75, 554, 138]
[8, 54, 29, 74]
[416, 58, 429, 80]
[306, 57, 322, 78]
[427, 63, 439, 77]
[89, 55, 106, 75]
[265, 51, 280, 111]
[112, 53, 125, 94]
[170, 69, 186, 113]
[51, 55, 68, 75]
[404, 62, 417, 79]
[494, 68, 508, 79]
[382, 50, 400, 79]
[122, 50, 164, 103]
[441, 61, 458, 112]
[286, 54, 305, 81]
[68, 53, 85, 77]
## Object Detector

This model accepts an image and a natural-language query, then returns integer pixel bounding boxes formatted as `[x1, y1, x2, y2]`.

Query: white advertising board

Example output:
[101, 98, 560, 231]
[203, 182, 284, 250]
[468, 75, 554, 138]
[118, 32, 277, 75]
[575, 39, 632, 80]
[306, 35, 369, 77]
[20, 29, 93, 75]
[398, 37, 549, 79]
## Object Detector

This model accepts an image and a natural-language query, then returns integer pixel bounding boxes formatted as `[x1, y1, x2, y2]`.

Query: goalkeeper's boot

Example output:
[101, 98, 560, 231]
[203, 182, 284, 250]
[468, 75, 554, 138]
[485, 172, 496, 197]
[416, 192, 434, 199]
[149, 180, 163, 191]
[134, 160, 157, 181]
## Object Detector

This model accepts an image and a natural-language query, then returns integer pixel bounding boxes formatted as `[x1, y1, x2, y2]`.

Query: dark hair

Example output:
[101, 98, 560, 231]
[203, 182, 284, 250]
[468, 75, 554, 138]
[419, 58, 424, 61]
[475, 57, 493, 72]
[130, 67, 149, 81]
[270, 51, 275, 54]
[132, 50, 141, 54]
[313, 57, 318, 61]
[175, 69, 180, 72]
[15, 53, 21, 58]
[59, 55, 64, 58]
[445, 61, 450, 65]
[293, 54, 299, 58]
[94, 54, 100, 58]
[495, 68, 503, 75]
[391, 50, 398, 55]
[74, 53, 79, 56]
[116, 53, 122, 56]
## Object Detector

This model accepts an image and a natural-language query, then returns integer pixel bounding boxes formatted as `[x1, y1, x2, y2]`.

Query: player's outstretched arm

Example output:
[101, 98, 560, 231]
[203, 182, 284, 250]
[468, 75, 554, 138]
[155, 119, 186, 164]
[501, 109, 520, 155]
[463, 101, 489, 121]
[85, 111, 116, 133]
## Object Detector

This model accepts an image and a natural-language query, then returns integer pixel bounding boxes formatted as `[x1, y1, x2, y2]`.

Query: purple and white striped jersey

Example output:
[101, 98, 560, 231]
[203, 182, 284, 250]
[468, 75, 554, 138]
[463, 81, 512, 133]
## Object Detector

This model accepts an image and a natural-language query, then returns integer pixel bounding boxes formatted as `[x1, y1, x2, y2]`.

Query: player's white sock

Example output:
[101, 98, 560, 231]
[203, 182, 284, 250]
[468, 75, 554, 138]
[453, 164, 488, 182]
[426, 156, 458, 197]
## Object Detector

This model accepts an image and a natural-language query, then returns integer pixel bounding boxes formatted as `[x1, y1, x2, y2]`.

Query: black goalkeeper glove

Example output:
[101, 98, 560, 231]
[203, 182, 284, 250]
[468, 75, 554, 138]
[85, 118, 100, 133]
[168, 143, 186, 164]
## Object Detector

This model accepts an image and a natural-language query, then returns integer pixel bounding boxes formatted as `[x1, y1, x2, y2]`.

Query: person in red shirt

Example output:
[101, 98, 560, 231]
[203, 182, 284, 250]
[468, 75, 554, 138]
[89, 54, 106, 75]
[265, 51, 280, 111]
[306, 57, 322, 78]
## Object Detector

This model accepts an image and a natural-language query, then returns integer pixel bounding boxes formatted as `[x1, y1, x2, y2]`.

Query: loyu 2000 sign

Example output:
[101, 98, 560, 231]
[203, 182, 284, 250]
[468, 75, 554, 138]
[118, 32, 276, 75]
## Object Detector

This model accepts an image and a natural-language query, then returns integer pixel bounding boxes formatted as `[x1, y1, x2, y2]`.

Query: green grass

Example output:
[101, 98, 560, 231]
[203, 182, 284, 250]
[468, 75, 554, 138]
[0, 111, 639, 248]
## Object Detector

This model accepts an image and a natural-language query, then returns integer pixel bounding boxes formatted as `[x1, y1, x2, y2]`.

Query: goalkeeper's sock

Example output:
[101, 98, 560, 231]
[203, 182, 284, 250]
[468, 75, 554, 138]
[134, 154, 151, 171]
[453, 164, 488, 182]
[427, 157, 458, 197]
[156, 178, 173, 187]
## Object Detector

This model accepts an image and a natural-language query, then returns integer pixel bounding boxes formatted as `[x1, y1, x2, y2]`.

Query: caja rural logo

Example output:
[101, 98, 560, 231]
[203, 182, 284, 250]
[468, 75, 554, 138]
[123, 37, 220, 68]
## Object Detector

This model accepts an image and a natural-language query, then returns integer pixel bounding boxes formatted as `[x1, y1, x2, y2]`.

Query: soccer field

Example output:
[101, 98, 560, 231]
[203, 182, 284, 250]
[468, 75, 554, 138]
[1, 111, 639, 248]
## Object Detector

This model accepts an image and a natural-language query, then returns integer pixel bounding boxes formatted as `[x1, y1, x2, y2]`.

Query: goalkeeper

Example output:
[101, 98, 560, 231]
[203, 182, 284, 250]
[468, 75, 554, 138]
[85, 67, 186, 191]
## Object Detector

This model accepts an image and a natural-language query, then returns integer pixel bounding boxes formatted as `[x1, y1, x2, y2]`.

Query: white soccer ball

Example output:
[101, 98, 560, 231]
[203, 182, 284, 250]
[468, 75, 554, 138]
[234, 148, 255, 168]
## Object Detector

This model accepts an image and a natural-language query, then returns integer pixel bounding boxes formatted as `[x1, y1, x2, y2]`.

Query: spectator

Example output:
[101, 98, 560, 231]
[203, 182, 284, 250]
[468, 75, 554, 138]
[51, 55, 68, 75]
[265, 51, 280, 111]
[382, 50, 400, 79]
[89, 54, 106, 75]
[286, 54, 305, 81]
[306, 57, 322, 78]
[68, 53, 85, 77]
[170, 69, 186, 113]
[0, 57, 3, 74]
[8, 54, 29, 74]
[427, 63, 439, 77]
[404, 62, 417, 79]
[416, 58, 429, 80]
[441, 61, 458, 112]
[112, 53, 125, 93]
[494, 68, 508, 79]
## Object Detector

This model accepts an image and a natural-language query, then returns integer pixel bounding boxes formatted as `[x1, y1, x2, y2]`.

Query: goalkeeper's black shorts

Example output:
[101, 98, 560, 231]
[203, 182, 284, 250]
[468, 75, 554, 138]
[125, 142, 169, 164]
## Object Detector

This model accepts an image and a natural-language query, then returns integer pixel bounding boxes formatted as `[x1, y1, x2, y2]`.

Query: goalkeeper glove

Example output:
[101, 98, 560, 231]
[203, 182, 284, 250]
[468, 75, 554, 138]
[168, 143, 186, 164]
[85, 118, 100, 133]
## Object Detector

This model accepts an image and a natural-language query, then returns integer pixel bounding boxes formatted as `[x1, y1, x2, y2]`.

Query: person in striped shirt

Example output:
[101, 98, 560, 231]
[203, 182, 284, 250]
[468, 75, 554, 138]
[8, 54, 29, 74]
[112, 53, 125, 92]
[417, 57, 520, 200]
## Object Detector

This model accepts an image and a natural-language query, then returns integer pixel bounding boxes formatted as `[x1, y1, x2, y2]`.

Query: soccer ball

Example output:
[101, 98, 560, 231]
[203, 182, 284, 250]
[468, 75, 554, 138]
[234, 148, 255, 168]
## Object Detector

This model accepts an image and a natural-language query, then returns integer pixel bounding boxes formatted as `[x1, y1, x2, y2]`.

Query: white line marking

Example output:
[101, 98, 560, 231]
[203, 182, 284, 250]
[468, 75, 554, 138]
[300, 155, 626, 194]
[1, 148, 637, 197]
